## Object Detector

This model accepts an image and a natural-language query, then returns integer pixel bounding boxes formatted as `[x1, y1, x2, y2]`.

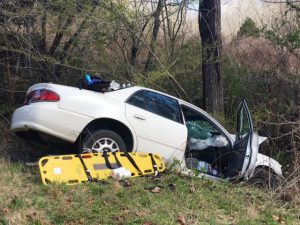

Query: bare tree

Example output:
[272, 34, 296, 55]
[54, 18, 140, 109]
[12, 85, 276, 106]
[144, 0, 163, 72]
[106, 0, 153, 67]
[162, 0, 188, 63]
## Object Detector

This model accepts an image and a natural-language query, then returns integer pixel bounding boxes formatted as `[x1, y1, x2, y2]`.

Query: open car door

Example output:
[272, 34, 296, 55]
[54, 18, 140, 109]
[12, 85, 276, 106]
[227, 100, 259, 180]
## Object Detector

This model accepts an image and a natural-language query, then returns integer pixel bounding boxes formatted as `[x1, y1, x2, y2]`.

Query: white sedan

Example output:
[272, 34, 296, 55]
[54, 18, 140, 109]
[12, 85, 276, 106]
[11, 82, 282, 187]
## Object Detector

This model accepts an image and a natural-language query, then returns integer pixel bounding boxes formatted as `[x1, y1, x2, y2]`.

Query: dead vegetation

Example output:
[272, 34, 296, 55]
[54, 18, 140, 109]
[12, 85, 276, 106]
[226, 36, 300, 74]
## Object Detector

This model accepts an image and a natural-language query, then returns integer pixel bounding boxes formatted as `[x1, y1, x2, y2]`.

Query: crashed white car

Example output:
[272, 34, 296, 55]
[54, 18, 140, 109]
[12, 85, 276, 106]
[11, 82, 282, 187]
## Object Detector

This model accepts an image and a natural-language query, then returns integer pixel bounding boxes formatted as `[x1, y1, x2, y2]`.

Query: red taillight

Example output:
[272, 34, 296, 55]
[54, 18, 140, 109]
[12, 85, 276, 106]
[24, 89, 60, 105]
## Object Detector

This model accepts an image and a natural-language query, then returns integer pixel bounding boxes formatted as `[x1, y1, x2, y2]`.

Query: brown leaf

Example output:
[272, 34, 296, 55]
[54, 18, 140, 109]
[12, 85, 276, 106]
[273, 215, 286, 224]
[135, 211, 149, 217]
[151, 187, 161, 193]
[273, 215, 280, 221]
[177, 214, 186, 225]
[142, 222, 154, 225]
[2, 208, 9, 215]
[189, 184, 195, 193]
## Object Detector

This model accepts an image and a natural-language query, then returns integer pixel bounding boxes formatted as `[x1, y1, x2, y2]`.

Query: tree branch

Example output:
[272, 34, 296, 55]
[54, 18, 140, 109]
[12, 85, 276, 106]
[49, 16, 74, 55]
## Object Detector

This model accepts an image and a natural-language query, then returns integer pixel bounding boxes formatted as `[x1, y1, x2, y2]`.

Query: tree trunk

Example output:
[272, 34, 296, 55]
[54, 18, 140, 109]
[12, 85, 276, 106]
[130, 34, 139, 66]
[144, 0, 163, 73]
[198, 0, 224, 114]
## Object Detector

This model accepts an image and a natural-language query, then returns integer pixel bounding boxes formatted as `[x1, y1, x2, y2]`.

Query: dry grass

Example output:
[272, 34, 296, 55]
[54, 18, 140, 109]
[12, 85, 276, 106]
[225, 36, 300, 74]
[0, 156, 299, 225]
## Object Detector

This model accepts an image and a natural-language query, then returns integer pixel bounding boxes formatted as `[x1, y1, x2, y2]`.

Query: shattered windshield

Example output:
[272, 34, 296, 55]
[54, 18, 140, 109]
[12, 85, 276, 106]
[186, 120, 216, 140]
[182, 106, 229, 150]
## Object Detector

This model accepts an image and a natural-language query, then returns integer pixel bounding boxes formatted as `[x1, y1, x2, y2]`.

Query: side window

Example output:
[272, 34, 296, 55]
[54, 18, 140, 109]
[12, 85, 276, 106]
[127, 90, 182, 123]
[127, 90, 145, 109]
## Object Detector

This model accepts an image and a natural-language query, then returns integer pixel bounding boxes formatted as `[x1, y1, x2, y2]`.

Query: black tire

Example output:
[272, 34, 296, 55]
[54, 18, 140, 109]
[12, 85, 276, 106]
[247, 168, 280, 189]
[79, 129, 127, 153]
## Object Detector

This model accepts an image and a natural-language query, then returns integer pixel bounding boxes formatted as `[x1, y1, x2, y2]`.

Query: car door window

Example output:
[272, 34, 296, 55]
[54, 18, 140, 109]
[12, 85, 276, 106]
[127, 90, 182, 123]
[236, 101, 253, 141]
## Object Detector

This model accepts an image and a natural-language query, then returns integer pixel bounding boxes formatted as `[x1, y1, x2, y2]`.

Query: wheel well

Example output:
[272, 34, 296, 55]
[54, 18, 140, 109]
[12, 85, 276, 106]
[78, 118, 134, 151]
[254, 165, 276, 175]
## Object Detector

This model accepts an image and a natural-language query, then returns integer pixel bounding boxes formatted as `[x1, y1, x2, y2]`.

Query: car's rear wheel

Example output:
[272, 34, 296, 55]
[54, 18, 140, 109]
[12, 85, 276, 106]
[79, 129, 127, 153]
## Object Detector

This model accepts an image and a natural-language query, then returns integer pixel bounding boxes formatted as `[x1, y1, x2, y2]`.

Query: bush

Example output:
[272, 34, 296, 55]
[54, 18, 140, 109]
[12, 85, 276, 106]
[238, 17, 260, 37]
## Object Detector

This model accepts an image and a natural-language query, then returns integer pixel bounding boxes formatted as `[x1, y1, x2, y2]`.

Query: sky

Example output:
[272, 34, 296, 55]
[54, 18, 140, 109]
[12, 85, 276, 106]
[185, 0, 284, 40]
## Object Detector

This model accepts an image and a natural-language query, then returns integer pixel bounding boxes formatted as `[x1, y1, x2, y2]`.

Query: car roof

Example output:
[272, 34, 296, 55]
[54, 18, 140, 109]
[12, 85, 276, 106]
[106, 85, 198, 108]
[104, 86, 182, 102]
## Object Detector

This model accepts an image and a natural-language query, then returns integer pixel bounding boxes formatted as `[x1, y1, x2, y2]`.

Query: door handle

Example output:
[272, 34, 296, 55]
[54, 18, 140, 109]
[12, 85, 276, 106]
[133, 114, 146, 120]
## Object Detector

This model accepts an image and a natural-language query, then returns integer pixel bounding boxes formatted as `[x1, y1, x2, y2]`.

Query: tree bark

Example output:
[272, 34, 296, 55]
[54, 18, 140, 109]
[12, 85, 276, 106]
[198, 0, 224, 114]
[144, 0, 163, 73]
[130, 34, 139, 66]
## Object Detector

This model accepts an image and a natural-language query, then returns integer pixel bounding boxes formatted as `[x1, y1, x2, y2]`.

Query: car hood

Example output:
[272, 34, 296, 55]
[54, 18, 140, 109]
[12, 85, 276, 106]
[229, 134, 267, 145]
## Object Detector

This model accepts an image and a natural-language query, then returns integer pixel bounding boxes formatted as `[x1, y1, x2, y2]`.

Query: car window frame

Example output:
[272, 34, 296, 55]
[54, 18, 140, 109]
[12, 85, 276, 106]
[236, 100, 253, 142]
[126, 89, 184, 124]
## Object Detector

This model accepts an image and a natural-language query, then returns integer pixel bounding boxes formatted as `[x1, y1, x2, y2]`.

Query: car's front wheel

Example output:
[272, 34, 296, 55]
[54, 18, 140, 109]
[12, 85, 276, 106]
[79, 129, 127, 153]
[247, 167, 281, 189]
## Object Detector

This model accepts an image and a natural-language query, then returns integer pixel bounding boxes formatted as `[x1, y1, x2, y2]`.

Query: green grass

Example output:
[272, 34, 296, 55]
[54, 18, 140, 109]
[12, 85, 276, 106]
[0, 158, 299, 225]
